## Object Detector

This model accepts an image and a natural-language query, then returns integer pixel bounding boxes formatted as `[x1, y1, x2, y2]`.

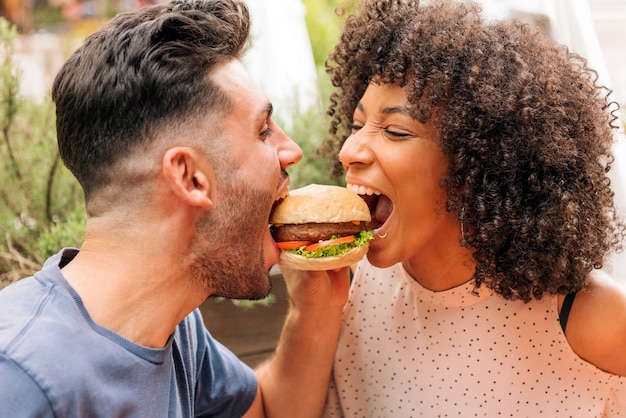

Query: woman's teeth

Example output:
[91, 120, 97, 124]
[346, 183, 391, 228]
[347, 183, 382, 196]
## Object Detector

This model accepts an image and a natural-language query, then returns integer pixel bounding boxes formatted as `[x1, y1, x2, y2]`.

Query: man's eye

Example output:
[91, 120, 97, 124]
[261, 127, 274, 139]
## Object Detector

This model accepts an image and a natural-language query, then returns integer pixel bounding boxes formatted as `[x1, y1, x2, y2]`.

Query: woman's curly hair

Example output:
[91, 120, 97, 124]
[320, 0, 626, 301]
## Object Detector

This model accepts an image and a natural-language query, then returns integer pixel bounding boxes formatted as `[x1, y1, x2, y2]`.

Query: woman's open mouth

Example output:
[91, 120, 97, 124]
[346, 183, 393, 235]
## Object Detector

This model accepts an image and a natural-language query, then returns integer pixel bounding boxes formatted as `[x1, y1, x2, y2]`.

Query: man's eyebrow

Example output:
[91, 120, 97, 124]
[264, 102, 274, 118]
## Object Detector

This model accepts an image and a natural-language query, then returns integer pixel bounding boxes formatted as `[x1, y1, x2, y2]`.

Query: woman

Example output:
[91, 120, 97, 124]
[319, 0, 626, 416]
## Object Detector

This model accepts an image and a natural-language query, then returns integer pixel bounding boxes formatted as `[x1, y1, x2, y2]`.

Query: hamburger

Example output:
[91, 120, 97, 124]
[270, 184, 374, 270]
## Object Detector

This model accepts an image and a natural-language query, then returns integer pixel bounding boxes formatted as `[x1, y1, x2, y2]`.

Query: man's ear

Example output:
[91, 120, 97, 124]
[162, 147, 213, 210]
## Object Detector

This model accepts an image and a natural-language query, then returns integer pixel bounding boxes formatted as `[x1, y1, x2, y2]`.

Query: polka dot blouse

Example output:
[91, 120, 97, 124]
[323, 260, 625, 417]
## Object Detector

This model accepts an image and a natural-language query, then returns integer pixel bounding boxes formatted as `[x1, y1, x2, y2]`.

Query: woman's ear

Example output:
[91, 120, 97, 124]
[162, 147, 213, 210]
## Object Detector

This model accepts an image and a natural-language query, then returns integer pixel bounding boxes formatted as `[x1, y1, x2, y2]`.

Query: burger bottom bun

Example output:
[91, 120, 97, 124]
[277, 244, 369, 271]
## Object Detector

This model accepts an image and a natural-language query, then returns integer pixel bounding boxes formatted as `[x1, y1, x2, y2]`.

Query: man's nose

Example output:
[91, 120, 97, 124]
[276, 128, 302, 169]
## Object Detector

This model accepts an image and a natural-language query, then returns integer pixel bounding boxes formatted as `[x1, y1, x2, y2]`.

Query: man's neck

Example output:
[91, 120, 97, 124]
[61, 234, 206, 348]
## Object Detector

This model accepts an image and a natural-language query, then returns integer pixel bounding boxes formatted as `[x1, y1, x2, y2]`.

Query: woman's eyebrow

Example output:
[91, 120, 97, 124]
[381, 106, 412, 116]
[356, 102, 412, 116]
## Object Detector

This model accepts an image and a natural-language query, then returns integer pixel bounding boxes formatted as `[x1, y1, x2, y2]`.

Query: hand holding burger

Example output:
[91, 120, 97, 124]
[270, 184, 374, 270]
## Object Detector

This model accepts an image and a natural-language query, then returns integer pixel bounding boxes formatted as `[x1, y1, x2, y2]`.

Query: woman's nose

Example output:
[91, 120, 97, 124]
[338, 129, 373, 170]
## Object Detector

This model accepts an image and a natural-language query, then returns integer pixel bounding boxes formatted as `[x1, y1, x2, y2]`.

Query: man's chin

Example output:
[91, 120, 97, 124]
[244, 278, 273, 301]
[212, 271, 272, 300]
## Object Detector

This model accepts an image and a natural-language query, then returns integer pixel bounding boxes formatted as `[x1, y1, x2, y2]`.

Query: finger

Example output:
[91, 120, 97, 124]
[325, 267, 351, 306]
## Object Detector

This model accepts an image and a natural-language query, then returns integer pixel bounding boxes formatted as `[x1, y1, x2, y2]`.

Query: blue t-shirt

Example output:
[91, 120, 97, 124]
[0, 249, 257, 417]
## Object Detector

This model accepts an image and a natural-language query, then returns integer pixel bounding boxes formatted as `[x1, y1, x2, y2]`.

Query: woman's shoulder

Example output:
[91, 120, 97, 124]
[562, 269, 626, 376]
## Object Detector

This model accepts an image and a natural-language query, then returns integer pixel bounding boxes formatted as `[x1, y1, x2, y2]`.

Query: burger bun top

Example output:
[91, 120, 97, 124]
[270, 184, 371, 225]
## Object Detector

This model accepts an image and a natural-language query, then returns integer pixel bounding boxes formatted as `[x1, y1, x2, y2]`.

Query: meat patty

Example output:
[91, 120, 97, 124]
[271, 222, 367, 242]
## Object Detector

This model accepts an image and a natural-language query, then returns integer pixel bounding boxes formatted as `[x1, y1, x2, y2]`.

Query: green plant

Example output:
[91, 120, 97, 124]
[0, 1, 349, 291]
[32, 4, 65, 29]
[0, 18, 85, 289]
[301, 0, 346, 67]
[278, 68, 345, 189]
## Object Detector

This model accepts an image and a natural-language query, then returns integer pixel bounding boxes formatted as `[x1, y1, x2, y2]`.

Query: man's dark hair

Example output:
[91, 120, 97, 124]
[322, 0, 625, 301]
[52, 0, 250, 199]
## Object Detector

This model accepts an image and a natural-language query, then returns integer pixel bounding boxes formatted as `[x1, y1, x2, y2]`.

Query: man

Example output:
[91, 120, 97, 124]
[0, 1, 348, 416]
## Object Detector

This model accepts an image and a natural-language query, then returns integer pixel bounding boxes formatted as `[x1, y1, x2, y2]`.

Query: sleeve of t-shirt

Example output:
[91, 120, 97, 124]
[0, 353, 55, 417]
[182, 309, 258, 418]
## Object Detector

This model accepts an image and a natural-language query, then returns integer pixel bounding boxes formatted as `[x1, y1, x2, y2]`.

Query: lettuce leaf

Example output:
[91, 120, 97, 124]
[287, 230, 374, 259]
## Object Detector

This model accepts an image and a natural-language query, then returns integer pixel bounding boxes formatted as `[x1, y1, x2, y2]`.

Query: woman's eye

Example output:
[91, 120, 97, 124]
[385, 129, 411, 138]
[347, 122, 412, 139]
[347, 123, 363, 132]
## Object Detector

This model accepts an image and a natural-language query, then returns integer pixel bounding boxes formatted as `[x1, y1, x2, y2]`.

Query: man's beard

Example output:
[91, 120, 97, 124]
[188, 181, 273, 301]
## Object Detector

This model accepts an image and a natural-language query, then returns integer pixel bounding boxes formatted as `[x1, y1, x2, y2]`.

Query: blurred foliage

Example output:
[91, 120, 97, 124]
[32, 4, 64, 29]
[223, 294, 276, 310]
[277, 67, 344, 190]
[284, 0, 352, 189]
[0, 18, 85, 288]
[301, 0, 344, 67]
[0, 3, 349, 289]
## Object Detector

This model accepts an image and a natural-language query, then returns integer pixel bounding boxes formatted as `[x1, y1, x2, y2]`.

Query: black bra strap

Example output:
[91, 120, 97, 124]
[559, 292, 577, 333]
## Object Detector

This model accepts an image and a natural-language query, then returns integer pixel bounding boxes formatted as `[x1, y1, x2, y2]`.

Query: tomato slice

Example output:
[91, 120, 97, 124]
[304, 235, 356, 252]
[276, 240, 313, 250]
